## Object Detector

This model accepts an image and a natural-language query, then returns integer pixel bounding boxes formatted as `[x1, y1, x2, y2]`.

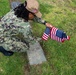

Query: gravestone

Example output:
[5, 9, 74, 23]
[9, 0, 22, 9]
[27, 41, 46, 65]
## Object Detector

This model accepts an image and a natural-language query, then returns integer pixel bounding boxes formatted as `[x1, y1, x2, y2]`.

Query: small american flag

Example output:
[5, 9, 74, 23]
[62, 36, 70, 42]
[42, 27, 50, 40]
[50, 27, 70, 42]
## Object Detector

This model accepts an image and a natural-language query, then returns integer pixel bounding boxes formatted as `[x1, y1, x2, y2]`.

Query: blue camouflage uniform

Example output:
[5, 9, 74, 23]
[0, 10, 46, 52]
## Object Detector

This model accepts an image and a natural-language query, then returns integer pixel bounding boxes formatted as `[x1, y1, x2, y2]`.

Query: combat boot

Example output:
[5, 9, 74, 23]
[0, 46, 14, 56]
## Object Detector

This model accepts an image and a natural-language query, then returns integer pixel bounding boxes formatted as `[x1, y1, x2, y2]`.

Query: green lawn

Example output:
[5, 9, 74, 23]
[0, 0, 76, 75]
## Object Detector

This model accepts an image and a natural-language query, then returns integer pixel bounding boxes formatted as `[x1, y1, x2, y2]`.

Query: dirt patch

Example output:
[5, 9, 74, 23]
[24, 64, 30, 75]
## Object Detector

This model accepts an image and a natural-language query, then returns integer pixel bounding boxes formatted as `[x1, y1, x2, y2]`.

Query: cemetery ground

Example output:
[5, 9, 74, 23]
[0, 0, 76, 75]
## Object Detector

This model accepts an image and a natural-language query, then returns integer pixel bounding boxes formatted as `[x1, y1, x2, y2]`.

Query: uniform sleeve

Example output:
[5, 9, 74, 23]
[33, 16, 47, 25]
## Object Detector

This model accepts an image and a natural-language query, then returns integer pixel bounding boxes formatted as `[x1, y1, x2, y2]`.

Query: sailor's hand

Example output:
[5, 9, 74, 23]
[45, 23, 53, 28]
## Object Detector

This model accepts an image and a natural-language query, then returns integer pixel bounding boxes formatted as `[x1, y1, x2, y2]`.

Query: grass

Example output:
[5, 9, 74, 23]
[0, 0, 76, 75]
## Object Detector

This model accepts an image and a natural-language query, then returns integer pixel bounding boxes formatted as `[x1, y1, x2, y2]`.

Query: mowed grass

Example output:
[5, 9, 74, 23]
[0, 0, 76, 75]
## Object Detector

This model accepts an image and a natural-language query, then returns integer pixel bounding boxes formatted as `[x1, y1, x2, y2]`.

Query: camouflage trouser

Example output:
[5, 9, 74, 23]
[0, 10, 36, 52]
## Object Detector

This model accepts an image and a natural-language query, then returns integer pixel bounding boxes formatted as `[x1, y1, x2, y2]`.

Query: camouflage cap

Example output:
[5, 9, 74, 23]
[26, 0, 42, 18]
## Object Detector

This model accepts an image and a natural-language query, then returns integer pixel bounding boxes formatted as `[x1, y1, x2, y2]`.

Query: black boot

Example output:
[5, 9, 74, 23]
[0, 46, 14, 56]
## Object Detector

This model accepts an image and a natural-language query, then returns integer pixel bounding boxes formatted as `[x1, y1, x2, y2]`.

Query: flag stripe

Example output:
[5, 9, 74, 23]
[42, 27, 50, 40]
[42, 33, 49, 40]
[50, 27, 62, 42]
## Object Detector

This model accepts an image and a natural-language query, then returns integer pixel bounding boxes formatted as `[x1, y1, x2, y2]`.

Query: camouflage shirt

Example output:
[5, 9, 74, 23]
[0, 10, 46, 52]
